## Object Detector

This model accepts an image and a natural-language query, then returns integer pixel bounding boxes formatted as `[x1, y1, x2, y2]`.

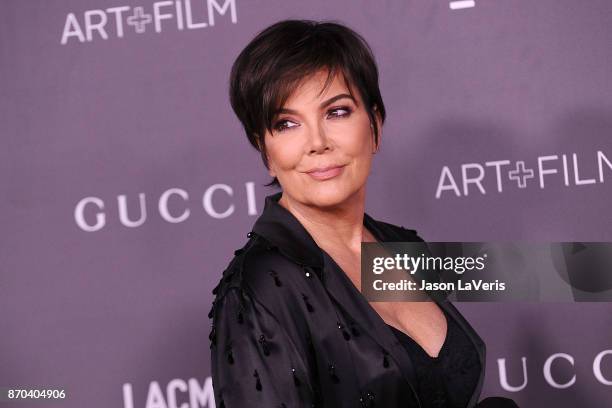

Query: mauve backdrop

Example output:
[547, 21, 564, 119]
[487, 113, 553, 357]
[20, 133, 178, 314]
[1, 0, 611, 407]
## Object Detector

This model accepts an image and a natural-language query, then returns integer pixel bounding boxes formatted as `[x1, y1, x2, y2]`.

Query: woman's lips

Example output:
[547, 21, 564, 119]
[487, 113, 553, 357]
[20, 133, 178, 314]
[306, 165, 346, 181]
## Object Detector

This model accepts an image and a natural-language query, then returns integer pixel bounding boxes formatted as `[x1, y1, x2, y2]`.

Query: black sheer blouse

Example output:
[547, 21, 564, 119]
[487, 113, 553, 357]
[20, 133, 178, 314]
[209, 192, 487, 407]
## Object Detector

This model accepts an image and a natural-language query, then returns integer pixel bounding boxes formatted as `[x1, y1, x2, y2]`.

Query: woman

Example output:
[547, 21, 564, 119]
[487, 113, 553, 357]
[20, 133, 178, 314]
[209, 19, 515, 408]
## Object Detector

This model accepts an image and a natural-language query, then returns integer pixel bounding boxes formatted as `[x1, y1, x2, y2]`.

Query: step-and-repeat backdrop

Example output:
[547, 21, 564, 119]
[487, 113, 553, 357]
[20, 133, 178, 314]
[2, 1, 611, 407]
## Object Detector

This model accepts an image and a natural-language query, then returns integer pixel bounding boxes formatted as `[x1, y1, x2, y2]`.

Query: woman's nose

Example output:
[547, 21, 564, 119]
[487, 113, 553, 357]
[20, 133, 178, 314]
[307, 123, 331, 153]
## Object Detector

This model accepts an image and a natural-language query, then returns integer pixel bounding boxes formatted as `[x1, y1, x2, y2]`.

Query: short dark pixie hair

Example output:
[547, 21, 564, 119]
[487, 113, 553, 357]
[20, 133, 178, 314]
[229, 19, 386, 188]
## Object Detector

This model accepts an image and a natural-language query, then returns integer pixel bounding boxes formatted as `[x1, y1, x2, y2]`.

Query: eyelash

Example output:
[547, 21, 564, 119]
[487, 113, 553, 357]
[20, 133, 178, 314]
[272, 106, 353, 133]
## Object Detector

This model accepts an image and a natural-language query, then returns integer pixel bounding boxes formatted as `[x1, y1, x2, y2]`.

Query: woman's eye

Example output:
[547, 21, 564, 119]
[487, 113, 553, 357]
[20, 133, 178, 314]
[327, 106, 352, 118]
[273, 120, 298, 133]
[272, 107, 351, 133]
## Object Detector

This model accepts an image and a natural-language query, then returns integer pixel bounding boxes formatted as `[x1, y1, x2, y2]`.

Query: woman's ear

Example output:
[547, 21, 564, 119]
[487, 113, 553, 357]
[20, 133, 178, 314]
[255, 135, 276, 176]
[268, 162, 276, 177]
[256, 137, 268, 160]
[371, 106, 383, 153]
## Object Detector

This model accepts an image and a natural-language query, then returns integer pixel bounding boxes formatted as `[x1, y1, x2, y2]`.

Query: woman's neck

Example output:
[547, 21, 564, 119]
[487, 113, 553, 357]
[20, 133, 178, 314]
[278, 189, 372, 253]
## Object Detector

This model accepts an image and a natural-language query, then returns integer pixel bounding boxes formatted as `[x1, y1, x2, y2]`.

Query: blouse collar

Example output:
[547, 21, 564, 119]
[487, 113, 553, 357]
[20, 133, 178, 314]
[250, 191, 403, 272]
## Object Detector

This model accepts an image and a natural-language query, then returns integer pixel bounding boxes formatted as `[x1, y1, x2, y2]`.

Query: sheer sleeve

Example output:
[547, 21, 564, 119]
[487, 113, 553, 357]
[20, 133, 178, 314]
[210, 286, 315, 407]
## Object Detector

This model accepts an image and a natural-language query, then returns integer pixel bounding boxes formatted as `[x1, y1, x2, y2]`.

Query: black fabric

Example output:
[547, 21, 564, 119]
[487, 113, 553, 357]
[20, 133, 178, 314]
[387, 306, 482, 408]
[209, 191, 487, 407]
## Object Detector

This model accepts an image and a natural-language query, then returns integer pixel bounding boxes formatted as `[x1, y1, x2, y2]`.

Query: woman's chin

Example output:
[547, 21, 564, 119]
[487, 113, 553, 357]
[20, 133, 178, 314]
[303, 184, 359, 208]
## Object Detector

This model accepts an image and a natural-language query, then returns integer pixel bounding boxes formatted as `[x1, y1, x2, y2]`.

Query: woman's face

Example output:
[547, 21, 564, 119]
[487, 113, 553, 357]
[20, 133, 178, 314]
[263, 70, 381, 209]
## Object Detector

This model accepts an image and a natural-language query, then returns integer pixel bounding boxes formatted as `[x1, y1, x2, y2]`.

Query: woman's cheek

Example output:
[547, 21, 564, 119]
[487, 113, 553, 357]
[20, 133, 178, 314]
[269, 142, 298, 172]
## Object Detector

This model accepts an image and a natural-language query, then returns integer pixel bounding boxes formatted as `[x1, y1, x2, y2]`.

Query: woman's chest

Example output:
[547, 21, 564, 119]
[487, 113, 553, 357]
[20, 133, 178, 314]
[326, 247, 448, 358]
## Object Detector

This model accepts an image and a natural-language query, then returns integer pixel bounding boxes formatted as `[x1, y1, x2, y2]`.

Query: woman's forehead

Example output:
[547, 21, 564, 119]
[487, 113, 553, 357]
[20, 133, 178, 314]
[283, 69, 358, 107]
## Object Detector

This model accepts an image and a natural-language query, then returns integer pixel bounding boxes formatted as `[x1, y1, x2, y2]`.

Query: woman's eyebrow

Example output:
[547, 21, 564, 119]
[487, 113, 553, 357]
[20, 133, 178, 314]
[273, 93, 356, 116]
[319, 93, 356, 108]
